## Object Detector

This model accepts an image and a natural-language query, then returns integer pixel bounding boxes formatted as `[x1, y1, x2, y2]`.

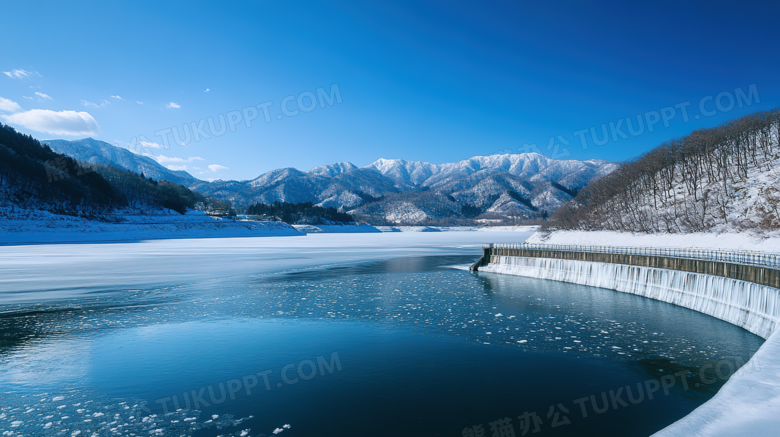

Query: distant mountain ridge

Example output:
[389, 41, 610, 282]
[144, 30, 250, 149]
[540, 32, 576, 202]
[47, 138, 618, 224]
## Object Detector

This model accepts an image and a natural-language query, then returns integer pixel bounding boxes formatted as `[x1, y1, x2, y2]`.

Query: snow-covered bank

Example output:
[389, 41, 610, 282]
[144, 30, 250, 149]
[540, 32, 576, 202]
[528, 229, 780, 252]
[292, 223, 381, 233]
[376, 225, 539, 233]
[653, 330, 780, 437]
[0, 209, 303, 245]
[479, 255, 780, 436]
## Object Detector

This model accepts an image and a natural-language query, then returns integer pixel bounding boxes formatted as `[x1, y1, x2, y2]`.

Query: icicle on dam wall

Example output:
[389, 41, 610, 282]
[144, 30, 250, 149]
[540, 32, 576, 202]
[473, 246, 780, 339]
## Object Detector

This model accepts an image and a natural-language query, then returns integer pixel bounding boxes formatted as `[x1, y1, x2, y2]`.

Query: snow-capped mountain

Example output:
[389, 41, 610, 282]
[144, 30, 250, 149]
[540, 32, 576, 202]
[196, 154, 616, 224]
[46, 138, 617, 224]
[44, 138, 200, 186]
[307, 162, 358, 177]
[366, 154, 614, 190]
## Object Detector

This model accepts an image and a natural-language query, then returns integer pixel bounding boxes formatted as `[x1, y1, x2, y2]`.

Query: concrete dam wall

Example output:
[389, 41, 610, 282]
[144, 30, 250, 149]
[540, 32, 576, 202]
[473, 244, 780, 437]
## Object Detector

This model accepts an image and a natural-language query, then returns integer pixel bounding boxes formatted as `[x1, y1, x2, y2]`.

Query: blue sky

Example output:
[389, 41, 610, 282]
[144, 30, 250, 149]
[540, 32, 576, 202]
[1, 0, 778, 181]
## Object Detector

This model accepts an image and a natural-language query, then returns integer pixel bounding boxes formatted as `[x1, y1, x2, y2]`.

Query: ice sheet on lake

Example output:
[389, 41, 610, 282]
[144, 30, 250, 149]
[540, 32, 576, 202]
[0, 232, 535, 304]
[0, 390, 259, 437]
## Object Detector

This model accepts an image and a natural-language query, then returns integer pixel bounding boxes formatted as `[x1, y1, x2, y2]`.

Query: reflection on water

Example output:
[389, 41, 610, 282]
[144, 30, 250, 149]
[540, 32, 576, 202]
[0, 255, 764, 437]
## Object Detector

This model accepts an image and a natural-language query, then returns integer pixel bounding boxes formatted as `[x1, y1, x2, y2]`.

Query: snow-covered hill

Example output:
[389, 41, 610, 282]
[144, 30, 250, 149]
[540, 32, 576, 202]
[548, 110, 780, 234]
[44, 138, 199, 186]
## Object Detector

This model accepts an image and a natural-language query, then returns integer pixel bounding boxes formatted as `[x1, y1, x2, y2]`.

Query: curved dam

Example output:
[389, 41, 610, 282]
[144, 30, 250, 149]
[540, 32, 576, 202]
[473, 243, 780, 437]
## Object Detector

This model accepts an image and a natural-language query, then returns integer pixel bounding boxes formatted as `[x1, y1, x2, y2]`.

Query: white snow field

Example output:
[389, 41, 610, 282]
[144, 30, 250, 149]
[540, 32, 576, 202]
[376, 225, 539, 232]
[480, 248, 780, 436]
[0, 208, 304, 245]
[291, 223, 382, 233]
[528, 229, 780, 252]
[0, 205, 539, 244]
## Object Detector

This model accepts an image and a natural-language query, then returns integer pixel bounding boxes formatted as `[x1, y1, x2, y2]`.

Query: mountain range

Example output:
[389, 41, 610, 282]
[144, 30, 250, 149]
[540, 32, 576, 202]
[45, 138, 617, 224]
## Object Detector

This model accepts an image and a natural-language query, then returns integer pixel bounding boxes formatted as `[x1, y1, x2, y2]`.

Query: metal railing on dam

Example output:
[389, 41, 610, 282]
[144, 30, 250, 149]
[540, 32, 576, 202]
[473, 243, 780, 289]
[483, 243, 780, 270]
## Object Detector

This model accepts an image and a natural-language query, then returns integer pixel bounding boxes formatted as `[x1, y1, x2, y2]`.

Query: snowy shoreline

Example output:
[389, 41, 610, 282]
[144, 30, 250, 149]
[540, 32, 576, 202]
[0, 209, 305, 245]
[527, 229, 780, 253]
[0, 207, 540, 246]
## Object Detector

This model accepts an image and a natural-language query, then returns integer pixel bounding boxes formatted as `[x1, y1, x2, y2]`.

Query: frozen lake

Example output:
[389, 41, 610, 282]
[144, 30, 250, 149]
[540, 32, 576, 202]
[0, 232, 764, 436]
[0, 231, 531, 305]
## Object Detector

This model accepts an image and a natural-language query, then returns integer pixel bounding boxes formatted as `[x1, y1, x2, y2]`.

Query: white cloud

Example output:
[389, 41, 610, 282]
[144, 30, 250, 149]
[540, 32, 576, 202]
[23, 92, 52, 103]
[155, 155, 204, 163]
[140, 140, 164, 149]
[125, 147, 155, 158]
[0, 97, 21, 112]
[111, 95, 124, 100]
[167, 165, 187, 171]
[136, 101, 143, 104]
[204, 88, 210, 92]
[3, 69, 40, 79]
[208, 164, 228, 172]
[2, 109, 99, 136]
[166, 102, 180, 109]
[81, 99, 110, 108]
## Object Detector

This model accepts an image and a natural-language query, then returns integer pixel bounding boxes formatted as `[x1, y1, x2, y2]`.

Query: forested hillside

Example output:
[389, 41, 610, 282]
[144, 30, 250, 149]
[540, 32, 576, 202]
[548, 109, 780, 233]
[0, 124, 225, 217]
[247, 201, 353, 224]
[45, 138, 199, 186]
